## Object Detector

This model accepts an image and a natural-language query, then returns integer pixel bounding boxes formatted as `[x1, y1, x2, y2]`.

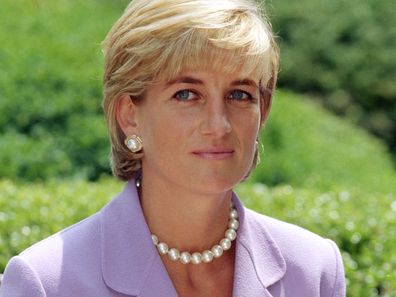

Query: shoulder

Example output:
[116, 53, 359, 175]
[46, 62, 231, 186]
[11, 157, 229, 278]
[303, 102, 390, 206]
[0, 210, 103, 296]
[246, 208, 334, 256]
[0, 182, 140, 297]
[245, 208, 346, 296]
[22, 209, 102, 265]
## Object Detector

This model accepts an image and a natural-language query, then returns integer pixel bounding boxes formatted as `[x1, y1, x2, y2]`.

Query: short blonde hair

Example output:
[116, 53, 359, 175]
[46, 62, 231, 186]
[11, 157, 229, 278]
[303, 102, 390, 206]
[102, 0, 279, 181]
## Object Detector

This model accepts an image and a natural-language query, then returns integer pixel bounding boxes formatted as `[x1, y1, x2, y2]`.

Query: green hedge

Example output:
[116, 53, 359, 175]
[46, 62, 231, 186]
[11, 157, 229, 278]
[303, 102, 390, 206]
[1, 0, 395, 193]
[1, 2, 395, 296]
[253, 90, 396, 194]
[0, 179, 121, 270]
[270, 0, 396, 156]
[0, 0, 126, 180]
[0, 178, 394, 296]
[237, 183, 396, 297]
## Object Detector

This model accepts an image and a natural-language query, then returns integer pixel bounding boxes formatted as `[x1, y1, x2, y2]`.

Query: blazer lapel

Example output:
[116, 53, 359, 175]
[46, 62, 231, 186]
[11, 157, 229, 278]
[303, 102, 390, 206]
[100, 182, 285, 297]
[232, 193, 287, 297]
[100, 180, 178, 297]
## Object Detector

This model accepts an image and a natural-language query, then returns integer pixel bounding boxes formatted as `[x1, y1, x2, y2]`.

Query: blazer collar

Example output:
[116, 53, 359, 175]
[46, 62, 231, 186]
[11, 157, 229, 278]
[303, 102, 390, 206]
[100, 180, 286, 296]
[100, 180, 178, 297]
[232, 193, 287, 296]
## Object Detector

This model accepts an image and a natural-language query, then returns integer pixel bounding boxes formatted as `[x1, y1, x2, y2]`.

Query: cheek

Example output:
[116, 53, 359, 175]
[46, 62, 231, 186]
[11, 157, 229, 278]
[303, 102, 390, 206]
[236, 112, 261, 165]
[233, 108, 261, 139]
[140, 110, 192, 151]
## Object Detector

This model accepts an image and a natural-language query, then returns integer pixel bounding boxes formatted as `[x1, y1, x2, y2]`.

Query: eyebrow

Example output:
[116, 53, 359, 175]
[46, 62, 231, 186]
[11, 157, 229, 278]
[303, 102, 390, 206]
[231, 79, 259, 88]
[166, 76, 259, 88]
[166, 76, 204, 86]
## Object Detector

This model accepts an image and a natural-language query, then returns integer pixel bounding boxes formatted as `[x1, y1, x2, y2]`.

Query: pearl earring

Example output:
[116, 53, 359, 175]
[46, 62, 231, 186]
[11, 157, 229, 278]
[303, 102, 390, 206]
[125, 135, 143, 153]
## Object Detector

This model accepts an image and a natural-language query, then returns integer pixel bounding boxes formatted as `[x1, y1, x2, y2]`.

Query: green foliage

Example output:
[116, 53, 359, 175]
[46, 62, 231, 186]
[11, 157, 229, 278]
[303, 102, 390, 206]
[0, 178, 122, 273]
[237, 183, 396, 297]
[0, 179, 395, 296]
[0, 0, 128, 180]
[269, 0, 396, 157]
[252, 90, 396, 194]
[1, 0, 395, 192]
[1, 2, 395, 296]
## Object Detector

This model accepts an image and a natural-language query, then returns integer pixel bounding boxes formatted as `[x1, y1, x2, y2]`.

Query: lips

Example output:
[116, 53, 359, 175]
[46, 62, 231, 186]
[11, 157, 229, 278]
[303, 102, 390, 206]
[191, 148, 235, 160]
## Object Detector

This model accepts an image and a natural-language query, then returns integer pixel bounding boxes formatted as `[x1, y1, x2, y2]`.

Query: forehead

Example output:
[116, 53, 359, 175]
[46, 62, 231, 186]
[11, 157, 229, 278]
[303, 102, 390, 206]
[155, 46, 267, 86]
[163, 71, 260, 88]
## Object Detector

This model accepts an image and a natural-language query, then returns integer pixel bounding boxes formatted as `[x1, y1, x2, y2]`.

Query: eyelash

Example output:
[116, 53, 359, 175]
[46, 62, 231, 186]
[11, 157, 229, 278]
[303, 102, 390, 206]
[172, 89, 255, 102]
[228, 89, 255, 102]
[173, 89, 198, 101]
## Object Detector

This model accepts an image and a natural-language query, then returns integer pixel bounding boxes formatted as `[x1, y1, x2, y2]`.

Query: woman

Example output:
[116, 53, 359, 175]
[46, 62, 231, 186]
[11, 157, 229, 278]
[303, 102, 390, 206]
[0, 0, 346, 296]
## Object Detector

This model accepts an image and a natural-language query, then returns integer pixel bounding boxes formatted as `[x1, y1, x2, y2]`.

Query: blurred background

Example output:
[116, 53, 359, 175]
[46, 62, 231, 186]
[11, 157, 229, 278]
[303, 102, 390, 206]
[0, 0, 395, 295]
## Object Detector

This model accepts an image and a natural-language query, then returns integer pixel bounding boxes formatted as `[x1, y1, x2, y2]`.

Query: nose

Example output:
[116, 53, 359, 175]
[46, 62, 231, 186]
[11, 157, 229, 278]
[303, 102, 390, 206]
[199, 99, 232, 138]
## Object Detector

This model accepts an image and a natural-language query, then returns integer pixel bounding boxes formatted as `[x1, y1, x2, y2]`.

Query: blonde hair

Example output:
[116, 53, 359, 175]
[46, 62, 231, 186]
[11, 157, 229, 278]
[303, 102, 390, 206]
[102, 0, 279, 181]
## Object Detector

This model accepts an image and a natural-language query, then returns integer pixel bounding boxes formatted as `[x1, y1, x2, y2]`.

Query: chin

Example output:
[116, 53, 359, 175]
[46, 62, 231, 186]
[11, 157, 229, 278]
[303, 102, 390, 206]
[194, 174, 244, 195]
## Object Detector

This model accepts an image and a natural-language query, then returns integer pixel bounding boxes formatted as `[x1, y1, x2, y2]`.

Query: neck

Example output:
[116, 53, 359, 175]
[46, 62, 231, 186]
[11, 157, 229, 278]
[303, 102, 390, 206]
[138, 176, 233, 252]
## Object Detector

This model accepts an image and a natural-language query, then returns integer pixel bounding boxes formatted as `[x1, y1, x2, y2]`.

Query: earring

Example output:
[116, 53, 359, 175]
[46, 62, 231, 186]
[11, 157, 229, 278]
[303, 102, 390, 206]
[256, 139, 264, 153]
[125, 135, 143, 153]
[255, 139, 263, 152]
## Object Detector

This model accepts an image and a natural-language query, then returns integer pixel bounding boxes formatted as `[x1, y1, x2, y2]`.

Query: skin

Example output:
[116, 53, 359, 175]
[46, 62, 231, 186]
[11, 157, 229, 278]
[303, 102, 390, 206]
[117, 70, 262, 297]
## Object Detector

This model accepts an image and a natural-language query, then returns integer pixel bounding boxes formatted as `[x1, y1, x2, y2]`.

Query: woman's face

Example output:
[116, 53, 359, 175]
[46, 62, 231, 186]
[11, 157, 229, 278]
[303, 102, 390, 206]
[134, 70, 261, 195]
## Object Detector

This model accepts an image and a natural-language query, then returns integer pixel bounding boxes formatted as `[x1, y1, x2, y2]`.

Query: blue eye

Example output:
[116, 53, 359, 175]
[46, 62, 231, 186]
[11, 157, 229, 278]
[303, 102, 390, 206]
[229, 90, 253, 101]
[173, 90, 197, 101]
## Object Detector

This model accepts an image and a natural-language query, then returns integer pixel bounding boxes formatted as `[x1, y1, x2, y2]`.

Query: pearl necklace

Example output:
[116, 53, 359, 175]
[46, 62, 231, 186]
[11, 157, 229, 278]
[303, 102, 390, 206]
[135, 178, 239, 264]
[151, 203, 239, 265]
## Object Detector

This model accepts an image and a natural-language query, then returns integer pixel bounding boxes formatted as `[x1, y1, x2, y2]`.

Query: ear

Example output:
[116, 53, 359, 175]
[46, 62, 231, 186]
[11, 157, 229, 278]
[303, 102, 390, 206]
[259, 78, 274, 126]
[259, 89, 272, 126]
[115, 94, 139, 136]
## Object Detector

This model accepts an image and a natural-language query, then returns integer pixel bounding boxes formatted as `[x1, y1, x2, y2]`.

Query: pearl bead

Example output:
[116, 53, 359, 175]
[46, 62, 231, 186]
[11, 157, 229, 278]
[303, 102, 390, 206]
[225, 228, 237, 241]
[191, 252, 202, 264]
[150, 205, 239, 264]
[229, 219, 239, 230]
[151, 234, 158, 245]
[168, 248, 180, 261]
[126, 137, 142, 151]
[211, 245, 224, 258]
[230, 209, 238, 219]
[202, 250, 214, 263]
[157, 242, 169, 255]
[180, 252, 192, 264]
[220, 238, 231, 250]
[128, 139, 135, 147]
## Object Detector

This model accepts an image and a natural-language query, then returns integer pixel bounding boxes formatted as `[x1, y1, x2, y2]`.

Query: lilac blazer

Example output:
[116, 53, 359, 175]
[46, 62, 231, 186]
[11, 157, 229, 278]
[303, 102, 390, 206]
[0, 180, 345, 297]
